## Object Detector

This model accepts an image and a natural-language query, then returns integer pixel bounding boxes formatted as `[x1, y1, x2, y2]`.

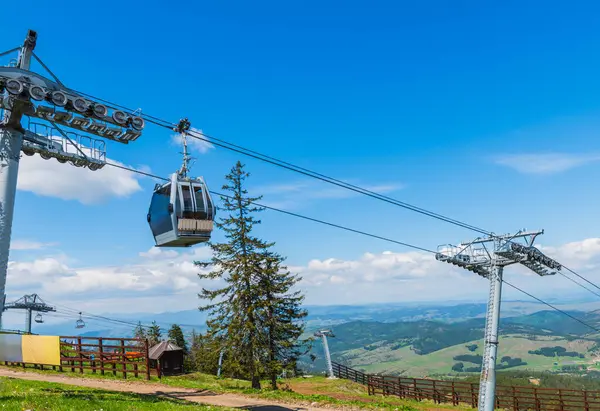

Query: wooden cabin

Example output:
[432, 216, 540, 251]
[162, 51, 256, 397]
[148, 340, 184, 377]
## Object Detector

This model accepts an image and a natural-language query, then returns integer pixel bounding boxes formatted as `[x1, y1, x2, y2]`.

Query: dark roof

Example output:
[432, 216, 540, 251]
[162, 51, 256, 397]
[148, 340, 183, 360]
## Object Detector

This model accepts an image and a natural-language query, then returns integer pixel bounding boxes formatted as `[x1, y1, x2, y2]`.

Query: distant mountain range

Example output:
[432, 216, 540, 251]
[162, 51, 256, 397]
[24, 299, 600, 339]
[17, 298, 600, 376]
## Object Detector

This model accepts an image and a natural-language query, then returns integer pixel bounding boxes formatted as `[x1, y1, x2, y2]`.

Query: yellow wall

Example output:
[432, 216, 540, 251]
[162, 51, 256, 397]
[21, 335, 60, 366]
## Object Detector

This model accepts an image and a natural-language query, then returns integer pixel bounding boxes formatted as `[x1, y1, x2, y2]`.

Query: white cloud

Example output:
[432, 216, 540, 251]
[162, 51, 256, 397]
[7, 237, 600, 316]
[293, 238, 600, 304]
[171, 127, 214, 154]
[494, 153, 600, 175]
[10, 240, 57, 250]
[138, 247, 179, 260]
[540, 238, 600, 270]
[6, 246, 213, 302]
[17, 155, 144, 205]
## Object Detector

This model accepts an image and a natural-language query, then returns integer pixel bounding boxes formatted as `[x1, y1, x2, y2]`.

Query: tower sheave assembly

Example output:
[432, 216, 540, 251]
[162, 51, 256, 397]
[0, 30, 146, 328]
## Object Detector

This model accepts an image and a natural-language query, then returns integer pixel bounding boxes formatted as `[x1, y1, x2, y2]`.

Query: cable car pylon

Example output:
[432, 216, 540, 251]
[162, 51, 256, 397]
[3, 294, 56, 334]
[0, 30, 148, 328]
[147, 118, 216, 247]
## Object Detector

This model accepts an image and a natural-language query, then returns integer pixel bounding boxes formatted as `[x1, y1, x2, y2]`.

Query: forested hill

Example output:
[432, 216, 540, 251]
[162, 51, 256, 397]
[323, 309, 596, 356]
[326, 320, 484, 355]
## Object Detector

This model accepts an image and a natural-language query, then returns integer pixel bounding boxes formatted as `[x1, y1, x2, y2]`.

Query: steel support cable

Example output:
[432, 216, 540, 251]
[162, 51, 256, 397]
[181, 129, 600, 300]
[43, 89, 600, 303]
[22, 53, 600, 330]
[0, 47, 21, 59]
[556, 271, 600, 299]
[104, 162, 436, 254]
[44, 312, 141, 330]
[48, 300, 200, 330]
[502, 280, 600, 333]
[103, 161, 600, 335]
[562, 265, 600, 293]
[53, 87, 488, 234]
[181, 129, 490, 234]
[107, 163, 600, 301]
[45, 301, 152, 329]
[56, 82, 600, 302]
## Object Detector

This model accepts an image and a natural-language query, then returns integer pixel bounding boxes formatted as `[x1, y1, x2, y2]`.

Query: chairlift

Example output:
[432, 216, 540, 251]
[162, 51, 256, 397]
[146, 118, 215, 247]
[75, 312, 85, 329]
[34, 313, 43, 323]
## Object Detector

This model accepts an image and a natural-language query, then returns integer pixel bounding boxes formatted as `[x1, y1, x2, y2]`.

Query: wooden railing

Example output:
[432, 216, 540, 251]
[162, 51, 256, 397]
[333, 362, 600, 410]
[332, 362, 369, 385]
[4, 336, 151, 380]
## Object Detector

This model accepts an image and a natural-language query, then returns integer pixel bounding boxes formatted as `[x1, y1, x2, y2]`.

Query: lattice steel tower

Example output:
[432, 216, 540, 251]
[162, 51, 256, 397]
[3, 293, 55, 334]
[436, 230, 561, 411]
[0, 30, 146, 328]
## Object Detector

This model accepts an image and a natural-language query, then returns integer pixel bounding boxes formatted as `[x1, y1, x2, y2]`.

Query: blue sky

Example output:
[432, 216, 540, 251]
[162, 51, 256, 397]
[3, 1, 600, 325]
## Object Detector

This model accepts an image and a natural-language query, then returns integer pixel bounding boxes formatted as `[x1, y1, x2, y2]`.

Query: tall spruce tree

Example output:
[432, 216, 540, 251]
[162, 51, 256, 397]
[197, 161, 273, 389]
[256, 251, 308, 389]
[168, 324, 188, 354]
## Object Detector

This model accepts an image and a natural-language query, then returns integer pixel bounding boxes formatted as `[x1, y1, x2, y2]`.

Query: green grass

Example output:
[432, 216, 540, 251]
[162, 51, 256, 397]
[262, 376, 476, 411]
[0, 365, 473, 410]
[0, 377, 233, 410]
[164, 373, 474, 410]
[162, 372, 251, 391]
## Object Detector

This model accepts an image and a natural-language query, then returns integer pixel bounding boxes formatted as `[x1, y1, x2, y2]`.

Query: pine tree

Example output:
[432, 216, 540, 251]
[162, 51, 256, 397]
[257, 251, 308, 389]
[168, 324, 188, 354]
[197, 161, 274, 389]
[148, 321, 162, 346]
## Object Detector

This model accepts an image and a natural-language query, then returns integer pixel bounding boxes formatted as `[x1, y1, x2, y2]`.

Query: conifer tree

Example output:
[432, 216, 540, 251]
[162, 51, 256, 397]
[256, 251, 308, 389]
[197, 161, 273, 389]
[198, 161, 309, 389]
[148, 321, 162, 346]
[168, 324, 188, 354]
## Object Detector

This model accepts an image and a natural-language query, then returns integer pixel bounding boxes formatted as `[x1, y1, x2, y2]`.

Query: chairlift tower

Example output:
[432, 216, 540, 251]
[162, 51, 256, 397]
[314, 329, 336, 378]
[436, 230, 561, 411]
[3, 293, 55, 334]
[0, 30, 146, 328]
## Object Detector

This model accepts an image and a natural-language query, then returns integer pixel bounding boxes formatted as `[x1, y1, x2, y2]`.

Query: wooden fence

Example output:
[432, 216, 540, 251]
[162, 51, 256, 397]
[4, 336, 151, 380]
[332, 362, 369, 385]
[333, 362, 600, 410]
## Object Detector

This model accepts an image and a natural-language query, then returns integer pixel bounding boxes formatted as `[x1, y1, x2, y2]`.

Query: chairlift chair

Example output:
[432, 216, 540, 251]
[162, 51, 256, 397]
[75, 312, 85, 329]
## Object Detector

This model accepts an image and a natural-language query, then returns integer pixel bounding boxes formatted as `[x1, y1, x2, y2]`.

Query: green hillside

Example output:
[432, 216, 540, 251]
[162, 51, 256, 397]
[302, 309, 600, 377]
[341, 335, 596, 377]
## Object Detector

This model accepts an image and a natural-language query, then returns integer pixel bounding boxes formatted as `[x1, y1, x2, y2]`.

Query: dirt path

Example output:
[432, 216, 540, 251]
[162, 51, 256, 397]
[0, 368, 343, 411]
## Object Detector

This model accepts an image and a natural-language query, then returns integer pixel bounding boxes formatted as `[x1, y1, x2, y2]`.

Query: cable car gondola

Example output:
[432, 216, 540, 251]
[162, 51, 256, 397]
[147, 118, 216, 247]
[148, 173, 215, 247]
[75, 312, 85, 329]
[34, 313, 43, 323]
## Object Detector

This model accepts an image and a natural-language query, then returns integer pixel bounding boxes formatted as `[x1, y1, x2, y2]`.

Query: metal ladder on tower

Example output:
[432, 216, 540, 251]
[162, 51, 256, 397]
[478, 272, 496, 410]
